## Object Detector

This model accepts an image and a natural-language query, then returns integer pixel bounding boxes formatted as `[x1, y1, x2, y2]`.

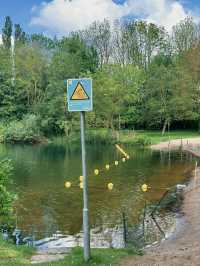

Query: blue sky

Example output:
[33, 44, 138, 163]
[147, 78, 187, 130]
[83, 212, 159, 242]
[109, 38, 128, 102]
[0, 0, 44, 34]
[0, 0, 199, 37]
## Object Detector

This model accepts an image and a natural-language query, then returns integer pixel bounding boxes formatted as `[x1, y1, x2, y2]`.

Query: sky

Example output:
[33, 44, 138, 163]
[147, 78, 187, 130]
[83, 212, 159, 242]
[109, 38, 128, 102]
[0, 0, 200, 38]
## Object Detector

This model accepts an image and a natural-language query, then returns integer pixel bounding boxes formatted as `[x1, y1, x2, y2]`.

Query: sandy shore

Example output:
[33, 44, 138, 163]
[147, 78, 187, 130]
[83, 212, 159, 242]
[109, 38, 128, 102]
[122, 145, 200, 266]
[151, 137, 200, 150]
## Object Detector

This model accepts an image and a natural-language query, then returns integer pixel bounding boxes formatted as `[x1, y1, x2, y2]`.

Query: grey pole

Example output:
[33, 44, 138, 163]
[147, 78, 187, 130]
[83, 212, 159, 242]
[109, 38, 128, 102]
[80, 111, 90, 261]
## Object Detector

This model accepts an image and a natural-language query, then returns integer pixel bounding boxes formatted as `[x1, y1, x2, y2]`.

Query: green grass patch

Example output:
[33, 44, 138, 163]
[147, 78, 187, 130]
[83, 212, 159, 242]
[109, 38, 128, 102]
[0, 237, 35, 266]
[54, 129, 200, 147]
[118, 130, 200, 146]
[0, 240, 141, 266]
[37, 247, 141, 266]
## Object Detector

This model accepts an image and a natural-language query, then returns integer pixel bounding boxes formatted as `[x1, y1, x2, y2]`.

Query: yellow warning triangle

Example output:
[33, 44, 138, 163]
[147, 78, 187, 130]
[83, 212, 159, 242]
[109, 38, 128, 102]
[71, 82, 89, 100]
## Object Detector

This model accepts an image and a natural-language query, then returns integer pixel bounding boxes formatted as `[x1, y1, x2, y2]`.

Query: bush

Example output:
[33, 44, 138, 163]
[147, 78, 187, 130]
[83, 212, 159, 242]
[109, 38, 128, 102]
[3, 115, 43, 144]
[133, 136, 152, 146]
[67, 129, 117, 145]
[85, 129, 116, 144]
[119, 135, 152, 146]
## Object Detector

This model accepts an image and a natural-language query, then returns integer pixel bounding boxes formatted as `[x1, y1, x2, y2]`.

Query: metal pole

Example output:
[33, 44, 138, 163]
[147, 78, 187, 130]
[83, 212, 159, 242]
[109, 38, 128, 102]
[80, 111, 90, 262]
[122, 212, 127, 247]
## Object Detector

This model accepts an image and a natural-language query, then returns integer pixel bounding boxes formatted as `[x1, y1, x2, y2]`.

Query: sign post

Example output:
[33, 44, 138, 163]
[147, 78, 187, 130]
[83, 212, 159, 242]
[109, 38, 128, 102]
[67, 78, 92, 262]
[80, 111, 90, 261]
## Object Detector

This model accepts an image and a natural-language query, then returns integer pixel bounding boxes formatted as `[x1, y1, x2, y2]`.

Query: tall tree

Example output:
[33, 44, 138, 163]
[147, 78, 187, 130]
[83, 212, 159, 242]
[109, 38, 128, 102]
[2, 16, 13, 50]
[112, 21, 166, 69]
[50, 35, 98, 80]
[81, 19, 111, 68]
[143, 55, 194, 133]
[172, 17, 199, 54]
[14, 24, 26, 46]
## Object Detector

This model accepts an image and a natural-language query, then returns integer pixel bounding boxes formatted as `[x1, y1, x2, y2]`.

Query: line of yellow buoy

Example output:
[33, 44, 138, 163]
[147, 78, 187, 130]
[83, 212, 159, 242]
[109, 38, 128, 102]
[64, 144, 130, 191]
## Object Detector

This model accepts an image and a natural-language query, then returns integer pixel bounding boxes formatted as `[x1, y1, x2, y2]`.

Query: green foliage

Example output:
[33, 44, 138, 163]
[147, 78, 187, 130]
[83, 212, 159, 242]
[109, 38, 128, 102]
[50, 35, 98, 81]
[2, 16, 12, 49]
[0, 236, 35, 265]
[117, 130, 199, 146]
[0, 159, 16, 227]
[91, 64, 144, 130]
[29, 33, 58, 50]
[14, 24, 26, 46]
[85, 129, 116, 144]
[131, 136, 152, 146]
[0, 16, 200, 143]
[118, 132, 151, 146]
[3, 115, 42, 143]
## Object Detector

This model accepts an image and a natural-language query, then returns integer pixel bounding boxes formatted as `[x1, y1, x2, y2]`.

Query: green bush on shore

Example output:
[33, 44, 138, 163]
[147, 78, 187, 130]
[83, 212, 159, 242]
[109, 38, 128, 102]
[2, 115, 43, 144]
[119, 135, 152, 146]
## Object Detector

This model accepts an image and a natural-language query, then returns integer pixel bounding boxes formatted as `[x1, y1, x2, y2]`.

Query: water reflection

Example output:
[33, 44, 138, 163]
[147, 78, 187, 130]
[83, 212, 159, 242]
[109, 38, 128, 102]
[0, 141, 194, 239]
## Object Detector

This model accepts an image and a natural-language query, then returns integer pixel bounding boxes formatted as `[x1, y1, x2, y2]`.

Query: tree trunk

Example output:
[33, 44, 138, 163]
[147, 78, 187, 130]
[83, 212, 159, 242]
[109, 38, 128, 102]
[118, 114, 121, 131]
[162, 119, 168, 136]
[167, 121, 170, 134]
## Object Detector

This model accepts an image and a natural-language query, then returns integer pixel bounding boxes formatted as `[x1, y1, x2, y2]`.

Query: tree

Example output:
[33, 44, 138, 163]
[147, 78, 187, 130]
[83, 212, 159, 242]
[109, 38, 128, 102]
[143, 55, 195, 133]
[91, 64, 144, 130]
[2, 16, 12, 50]
[29, 33, 58, 50]
[172, 17, 199, 54]
[112, 21, 166, 69]
[181, 44, 200, 131]
[14, 24, 26, 46]
[15, 44, 49, 108]
[50, 35, 98, 81]
[81, 19, 111, 68]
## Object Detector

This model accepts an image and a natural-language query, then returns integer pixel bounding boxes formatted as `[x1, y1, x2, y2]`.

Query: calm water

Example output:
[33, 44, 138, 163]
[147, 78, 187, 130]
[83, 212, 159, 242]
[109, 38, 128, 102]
[0, 141, 194, 239]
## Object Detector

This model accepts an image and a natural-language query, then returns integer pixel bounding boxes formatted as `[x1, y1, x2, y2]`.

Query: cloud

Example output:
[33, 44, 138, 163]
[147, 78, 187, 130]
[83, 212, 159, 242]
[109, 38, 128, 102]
[0, 35, 2, 45]
[30, 0, 197, 36]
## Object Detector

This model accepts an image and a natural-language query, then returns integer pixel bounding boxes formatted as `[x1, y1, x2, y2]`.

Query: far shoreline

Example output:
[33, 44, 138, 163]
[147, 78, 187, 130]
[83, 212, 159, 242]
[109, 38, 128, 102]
[151, 137, 200, 150]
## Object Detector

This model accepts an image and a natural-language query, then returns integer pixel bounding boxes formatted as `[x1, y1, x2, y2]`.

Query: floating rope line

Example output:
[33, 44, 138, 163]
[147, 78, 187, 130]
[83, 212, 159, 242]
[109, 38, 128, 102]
[64, 144, 131, 190]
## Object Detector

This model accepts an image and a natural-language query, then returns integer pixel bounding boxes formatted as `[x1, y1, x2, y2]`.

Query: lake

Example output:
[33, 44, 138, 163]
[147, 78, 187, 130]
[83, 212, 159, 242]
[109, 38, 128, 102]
[0, 140, 194, 240]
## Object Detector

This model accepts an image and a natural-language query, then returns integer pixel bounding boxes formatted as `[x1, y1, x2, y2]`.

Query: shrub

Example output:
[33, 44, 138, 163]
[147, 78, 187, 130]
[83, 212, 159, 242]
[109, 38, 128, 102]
[85, 129, 116, 144]
[119, 135, 152, 146]
[3, 115, 42, 144]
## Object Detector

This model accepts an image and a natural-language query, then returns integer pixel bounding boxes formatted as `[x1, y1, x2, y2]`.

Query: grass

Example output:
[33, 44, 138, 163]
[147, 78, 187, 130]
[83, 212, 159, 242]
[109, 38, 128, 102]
[118, 130, 200, 146]
[37, 247, 141, 266]
[0, 237, 35, 266]
[0, 238, 141, 266]
[66, 129, 200, 147]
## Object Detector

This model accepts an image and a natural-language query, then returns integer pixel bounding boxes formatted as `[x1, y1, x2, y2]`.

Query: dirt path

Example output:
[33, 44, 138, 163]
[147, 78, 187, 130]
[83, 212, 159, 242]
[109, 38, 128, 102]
[122, 168, 200, 266]
[151, 137, 200, 150]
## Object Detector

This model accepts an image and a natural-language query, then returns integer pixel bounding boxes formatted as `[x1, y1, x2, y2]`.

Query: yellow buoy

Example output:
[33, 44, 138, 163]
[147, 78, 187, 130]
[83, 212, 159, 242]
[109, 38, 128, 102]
[80, 182, 83, 189]
[79, 176, 84, 182]
[122, 157, 126, 162]
[141, 184, 148, 192]
[106, 164, 110, 170]
[108, 183, 114, 190]
[65, 182, 71, 188]
[114, 161, 119, 166]
[94, 169, 99, 175]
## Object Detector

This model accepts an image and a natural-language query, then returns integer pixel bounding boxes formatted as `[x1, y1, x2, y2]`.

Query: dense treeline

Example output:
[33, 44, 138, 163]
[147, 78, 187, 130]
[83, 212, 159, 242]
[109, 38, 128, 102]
[0, 16, 200, 142]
